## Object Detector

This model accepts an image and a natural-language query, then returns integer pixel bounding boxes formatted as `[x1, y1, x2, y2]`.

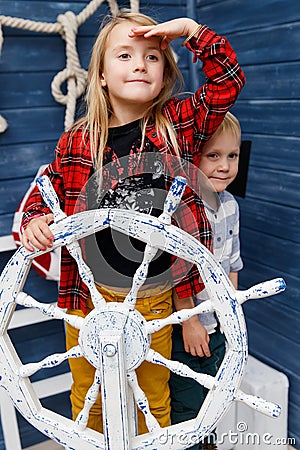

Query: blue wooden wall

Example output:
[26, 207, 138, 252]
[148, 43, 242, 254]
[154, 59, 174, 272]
[196, 0, 299, 446]
[0, 0, 299, 448]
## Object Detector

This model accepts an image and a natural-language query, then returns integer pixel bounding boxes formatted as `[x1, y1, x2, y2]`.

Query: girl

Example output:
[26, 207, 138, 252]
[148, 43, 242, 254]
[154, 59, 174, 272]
[21, 10, 245, 435]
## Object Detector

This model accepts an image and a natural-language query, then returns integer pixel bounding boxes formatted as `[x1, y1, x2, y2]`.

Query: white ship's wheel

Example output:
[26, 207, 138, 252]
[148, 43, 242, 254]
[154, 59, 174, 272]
[0, 176, 285, 450]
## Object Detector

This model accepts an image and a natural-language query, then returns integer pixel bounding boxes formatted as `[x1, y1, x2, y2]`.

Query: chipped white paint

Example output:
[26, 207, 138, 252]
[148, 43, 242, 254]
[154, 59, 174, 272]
[0, 176, 286, 449]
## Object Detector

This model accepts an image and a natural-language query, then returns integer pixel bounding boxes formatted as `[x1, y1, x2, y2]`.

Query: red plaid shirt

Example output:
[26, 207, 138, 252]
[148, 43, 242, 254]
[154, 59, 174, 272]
[22, 25, 245, 311]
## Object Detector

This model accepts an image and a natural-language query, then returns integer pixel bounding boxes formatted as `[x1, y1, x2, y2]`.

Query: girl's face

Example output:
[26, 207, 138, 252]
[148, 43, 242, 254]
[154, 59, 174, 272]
[199, 130, 240, 193]
[100, 21, 165, 121]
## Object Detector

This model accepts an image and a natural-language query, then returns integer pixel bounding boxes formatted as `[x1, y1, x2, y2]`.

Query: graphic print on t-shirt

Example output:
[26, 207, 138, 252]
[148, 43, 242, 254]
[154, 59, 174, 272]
[85, 120, 171, 289]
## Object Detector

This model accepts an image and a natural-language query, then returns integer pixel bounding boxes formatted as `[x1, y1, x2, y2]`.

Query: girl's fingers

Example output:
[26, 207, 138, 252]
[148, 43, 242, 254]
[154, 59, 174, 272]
[24, 229, 47, 251]
[22, 235, 34, 252]
[129, 24, 179, 40]
[22, 218, 54, 251]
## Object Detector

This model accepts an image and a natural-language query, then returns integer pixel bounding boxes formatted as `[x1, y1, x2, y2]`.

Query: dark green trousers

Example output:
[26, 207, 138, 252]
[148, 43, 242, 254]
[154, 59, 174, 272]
[170, 324, 226, 450]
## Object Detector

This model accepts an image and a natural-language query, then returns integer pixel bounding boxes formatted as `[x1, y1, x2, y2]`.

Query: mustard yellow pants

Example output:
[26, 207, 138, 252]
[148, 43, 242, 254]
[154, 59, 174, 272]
[66, 285, 172, 435]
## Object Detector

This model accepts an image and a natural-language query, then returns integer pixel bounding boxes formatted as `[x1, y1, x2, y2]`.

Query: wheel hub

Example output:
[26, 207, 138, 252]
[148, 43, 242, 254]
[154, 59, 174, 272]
[79, 304, 151, 371]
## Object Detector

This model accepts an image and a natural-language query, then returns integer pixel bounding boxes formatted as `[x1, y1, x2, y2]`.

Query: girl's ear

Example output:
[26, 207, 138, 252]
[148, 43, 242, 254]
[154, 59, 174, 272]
[100, 73, 107, 87]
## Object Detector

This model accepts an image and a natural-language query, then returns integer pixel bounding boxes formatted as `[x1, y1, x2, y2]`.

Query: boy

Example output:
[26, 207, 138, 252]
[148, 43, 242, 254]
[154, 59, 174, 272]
[170, 112, 244, 450]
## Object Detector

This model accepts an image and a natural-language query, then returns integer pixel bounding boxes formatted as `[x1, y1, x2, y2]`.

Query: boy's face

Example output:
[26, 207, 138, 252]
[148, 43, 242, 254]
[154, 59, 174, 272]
[199, 130, 240, 193]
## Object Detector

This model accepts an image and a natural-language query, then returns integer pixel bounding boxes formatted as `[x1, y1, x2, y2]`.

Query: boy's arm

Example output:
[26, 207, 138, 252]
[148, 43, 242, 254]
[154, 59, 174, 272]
[173, 290, 211, 357]
[229, 271, 238, 290]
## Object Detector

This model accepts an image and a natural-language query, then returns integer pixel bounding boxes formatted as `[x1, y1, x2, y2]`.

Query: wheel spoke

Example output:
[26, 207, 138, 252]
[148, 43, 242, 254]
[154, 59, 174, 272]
[124, 245, 158, 308]
[75, 369, 102, 431]
[146, 300, 213, 334]
[66, 241, 106, 309]
[127, 371, 161, 433]
[235, 389, 281, 417]
[16, 292, 85, 330]
[146, 348, 214, 390]
[19, 344, 83, 378]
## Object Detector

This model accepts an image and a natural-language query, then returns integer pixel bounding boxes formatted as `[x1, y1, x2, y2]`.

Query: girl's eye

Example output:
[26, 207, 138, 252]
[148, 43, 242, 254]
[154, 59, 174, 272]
[119, 53, 130, 60]
[146, 54, 159, 61]
[229, 153, 239, 159]
[207, 153, 218, 159]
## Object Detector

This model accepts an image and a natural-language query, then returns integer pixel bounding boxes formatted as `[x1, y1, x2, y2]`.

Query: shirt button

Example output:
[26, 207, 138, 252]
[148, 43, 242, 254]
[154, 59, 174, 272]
[217, 237, 221, 242]
[151, 132, 157, 138]
[214, 214, 218, 219]
[229, 230, 233, 235]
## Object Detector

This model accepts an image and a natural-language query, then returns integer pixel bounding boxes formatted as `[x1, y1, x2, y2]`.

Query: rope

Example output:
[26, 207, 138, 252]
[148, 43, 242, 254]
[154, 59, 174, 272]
[0, 0, 139, 133]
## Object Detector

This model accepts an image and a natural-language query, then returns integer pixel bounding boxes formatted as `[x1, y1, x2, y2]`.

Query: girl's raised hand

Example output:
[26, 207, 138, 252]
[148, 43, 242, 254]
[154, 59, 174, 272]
[128, 18, 199, 50]
[22, 214, 54, 252]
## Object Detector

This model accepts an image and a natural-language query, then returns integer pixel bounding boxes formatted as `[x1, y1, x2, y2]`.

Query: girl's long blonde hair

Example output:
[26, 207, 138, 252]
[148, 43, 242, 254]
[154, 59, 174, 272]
[72, 9, 183, 171]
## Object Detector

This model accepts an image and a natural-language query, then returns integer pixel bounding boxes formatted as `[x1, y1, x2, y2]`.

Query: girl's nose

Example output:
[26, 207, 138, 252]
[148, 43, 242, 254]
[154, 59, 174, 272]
[132, 58, 146, 72]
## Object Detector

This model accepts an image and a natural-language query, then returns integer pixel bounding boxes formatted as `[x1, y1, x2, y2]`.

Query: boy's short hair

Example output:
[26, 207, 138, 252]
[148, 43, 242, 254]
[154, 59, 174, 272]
[214, 111, 241, 143]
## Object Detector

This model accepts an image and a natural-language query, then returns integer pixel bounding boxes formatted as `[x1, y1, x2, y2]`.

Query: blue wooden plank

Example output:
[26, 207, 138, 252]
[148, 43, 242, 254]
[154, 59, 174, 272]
[234, 22, 300, 66]
[0, 73, 57, 109]
[239, 62, 300, 101]
[1, 1, 92, 23]
[0, 177, 37, 215]
[288, 403, 300, 446]
[238, 198, 300, 242]
[23, 268, 59, 303]
[243, 300, 300, 344]
[0, 0, 188, 28]
[0, 36, 87, 72]
[246, 317, 299, 403]
[0, 142, 55, 180]
[245, 322, 300, 444]
[239, 259, 300, 312]
[0, 250, 14, 269]
[241, 134, 300, 173]
[232, 101, 300, 137]
[0, 251, 59, 301]
[196, 0, 300, 33]
[240, 228, 300, 278]
[0, 107, 64, 144]
[243, 167, 300, 209]
[0, 1, 111, 37]
[0, 213, 14, 237]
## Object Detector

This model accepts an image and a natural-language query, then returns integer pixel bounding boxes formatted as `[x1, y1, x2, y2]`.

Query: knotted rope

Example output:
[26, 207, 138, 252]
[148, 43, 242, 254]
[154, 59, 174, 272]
[0, 0, 140, 133]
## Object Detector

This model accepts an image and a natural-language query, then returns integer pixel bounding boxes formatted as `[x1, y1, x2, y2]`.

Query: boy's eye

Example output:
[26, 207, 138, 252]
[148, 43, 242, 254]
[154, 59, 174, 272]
[229, 153, 239, 159]
[207, 153, 218, 159]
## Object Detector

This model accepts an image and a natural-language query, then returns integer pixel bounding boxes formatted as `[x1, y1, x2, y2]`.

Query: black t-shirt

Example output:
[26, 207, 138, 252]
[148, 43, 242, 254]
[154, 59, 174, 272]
[85, 120, 171, 288]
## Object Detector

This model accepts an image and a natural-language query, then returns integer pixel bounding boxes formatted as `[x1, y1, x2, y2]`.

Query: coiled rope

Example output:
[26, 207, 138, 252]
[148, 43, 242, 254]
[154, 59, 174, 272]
[0, 0, 140, 133]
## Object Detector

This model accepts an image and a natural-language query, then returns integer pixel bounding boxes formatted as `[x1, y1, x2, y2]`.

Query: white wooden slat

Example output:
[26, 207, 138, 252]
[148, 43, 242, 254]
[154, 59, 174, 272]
[0, 235, 16, 252]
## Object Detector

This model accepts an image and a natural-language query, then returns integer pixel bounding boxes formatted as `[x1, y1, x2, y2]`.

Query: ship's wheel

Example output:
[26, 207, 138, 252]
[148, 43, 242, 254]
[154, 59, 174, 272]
[0, 176, 285, 450]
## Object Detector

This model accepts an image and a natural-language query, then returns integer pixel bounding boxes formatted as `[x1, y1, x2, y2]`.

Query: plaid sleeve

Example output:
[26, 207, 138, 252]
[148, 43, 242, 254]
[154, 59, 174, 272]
[177, 25, 246, 154]
[21, 138, 65, 230]
[169, 26, 245, 299]
[172, 186, 213, 299]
